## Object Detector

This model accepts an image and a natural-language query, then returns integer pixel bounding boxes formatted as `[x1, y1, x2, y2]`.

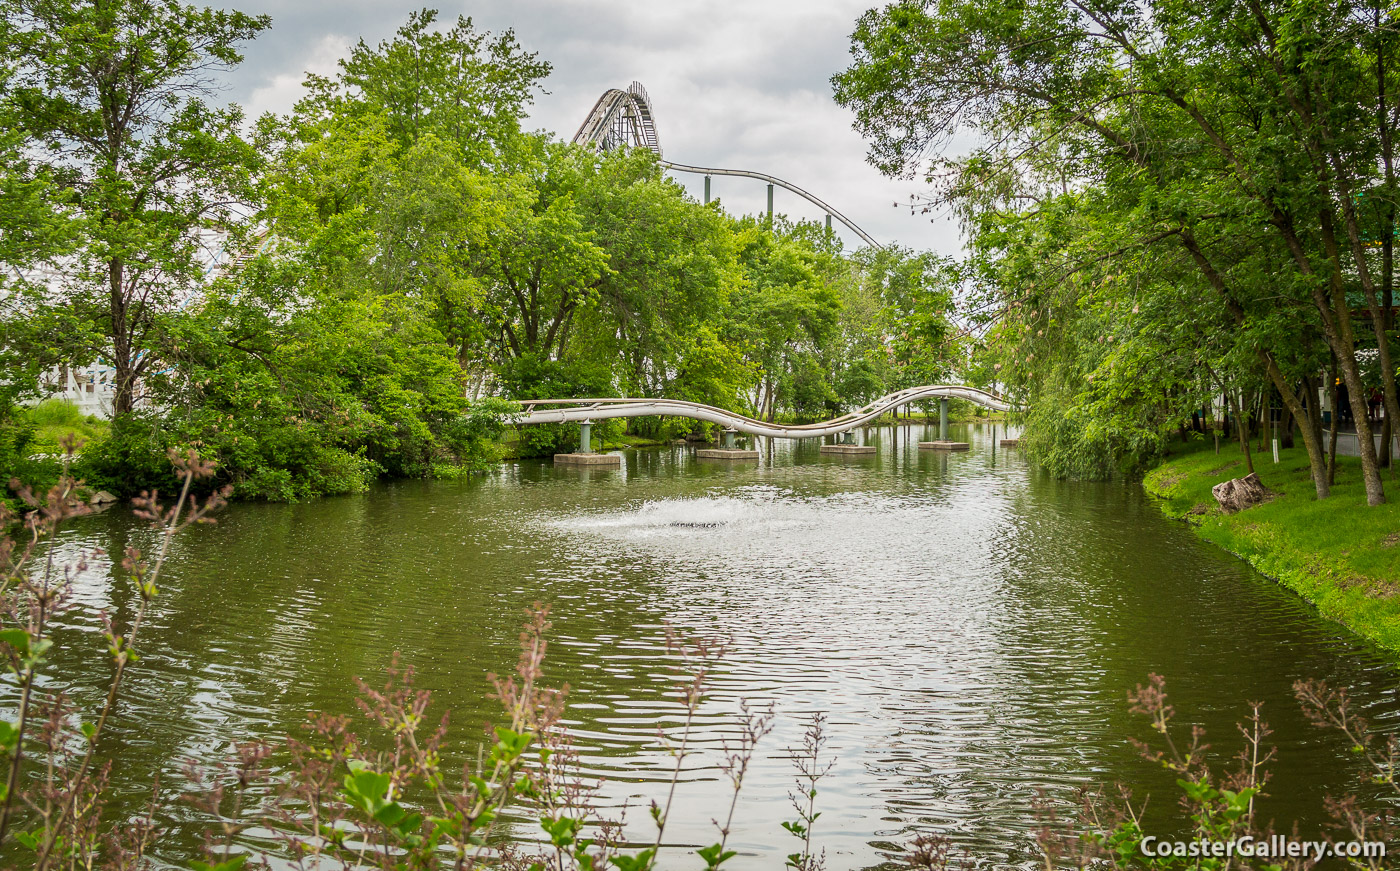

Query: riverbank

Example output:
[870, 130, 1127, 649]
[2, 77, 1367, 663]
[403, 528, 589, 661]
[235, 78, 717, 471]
[1143, 439, 1400, 656]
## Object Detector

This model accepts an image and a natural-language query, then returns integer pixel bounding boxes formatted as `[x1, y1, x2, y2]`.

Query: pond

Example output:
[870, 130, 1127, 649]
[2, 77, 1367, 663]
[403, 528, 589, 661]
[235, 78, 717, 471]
[30, 422, 1400, 868]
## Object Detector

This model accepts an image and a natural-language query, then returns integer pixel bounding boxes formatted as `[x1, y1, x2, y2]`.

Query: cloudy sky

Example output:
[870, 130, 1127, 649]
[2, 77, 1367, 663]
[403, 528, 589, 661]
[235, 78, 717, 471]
[216, 0, 965, 256]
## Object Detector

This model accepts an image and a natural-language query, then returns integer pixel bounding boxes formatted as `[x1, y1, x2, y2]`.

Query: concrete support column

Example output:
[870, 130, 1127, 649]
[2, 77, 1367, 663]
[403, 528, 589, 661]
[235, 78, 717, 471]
[704, 175, 711, 204]
[820, 428, 875, 455]
[767, 184, 774, 221]
[699, 427, 758, 460]
[918, 397, 969, 451]
[555, 416, 619, 465]
[825, 214, 832, 232]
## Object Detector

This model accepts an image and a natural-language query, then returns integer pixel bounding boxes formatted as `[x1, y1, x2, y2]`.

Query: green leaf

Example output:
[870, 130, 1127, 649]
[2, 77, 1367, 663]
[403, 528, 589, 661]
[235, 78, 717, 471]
[1175, 778, 1216, 804]
[611, 848, 656, 871]
[697, 843, 738, 870]
[0, 629, 30, 656]
[340, 763, 394, 817]
[540, 815, 582, 847]
[0, 720, 20, 752]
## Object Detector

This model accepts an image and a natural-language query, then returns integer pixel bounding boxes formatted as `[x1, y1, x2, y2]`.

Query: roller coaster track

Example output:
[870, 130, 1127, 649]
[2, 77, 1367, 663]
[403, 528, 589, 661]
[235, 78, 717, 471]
[660, 161, 880, 249]
[514, 385, 1018, 440]
[572, 82, 880, 248]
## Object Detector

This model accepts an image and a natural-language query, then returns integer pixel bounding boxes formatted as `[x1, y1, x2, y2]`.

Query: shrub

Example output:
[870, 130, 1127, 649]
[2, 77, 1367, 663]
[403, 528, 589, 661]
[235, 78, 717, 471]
[75, 412, 184, 497]
[24, 398, 85, 429]
[438, 397, 518, 470]
[0, 414, 55, 513]
[0, 415, 35, 475]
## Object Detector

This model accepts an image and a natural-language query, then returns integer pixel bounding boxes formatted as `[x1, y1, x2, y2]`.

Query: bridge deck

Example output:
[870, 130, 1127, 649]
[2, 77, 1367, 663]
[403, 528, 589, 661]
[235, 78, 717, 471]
[514, 385, 1018, 440]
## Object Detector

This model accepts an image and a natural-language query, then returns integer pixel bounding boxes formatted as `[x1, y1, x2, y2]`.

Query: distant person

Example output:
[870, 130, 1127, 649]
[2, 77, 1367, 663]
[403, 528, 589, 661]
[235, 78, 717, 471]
[1370, 389, 1383, 424]
[1338, 380, 1352, 425]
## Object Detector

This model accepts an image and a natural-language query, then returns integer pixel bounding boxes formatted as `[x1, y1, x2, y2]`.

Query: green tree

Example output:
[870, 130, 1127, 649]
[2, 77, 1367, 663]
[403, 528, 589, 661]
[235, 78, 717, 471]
[728, 220, 841, 421]
[861, 246, 957, 394]
[834, 0, 1399, 500]
[299, 7, 549, 165]
[3, 0, 270, 417]
[470, 142, 612, 367]
[566, 148, 746, 408]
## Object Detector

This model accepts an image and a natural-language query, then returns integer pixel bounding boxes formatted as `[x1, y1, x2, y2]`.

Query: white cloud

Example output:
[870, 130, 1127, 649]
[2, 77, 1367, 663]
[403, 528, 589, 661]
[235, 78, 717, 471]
[242, 33, 348, 121]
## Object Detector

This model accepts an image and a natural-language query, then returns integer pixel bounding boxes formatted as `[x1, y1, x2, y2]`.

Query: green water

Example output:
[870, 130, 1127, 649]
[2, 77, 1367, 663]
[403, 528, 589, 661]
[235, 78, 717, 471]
[26, 423, 1400, 867]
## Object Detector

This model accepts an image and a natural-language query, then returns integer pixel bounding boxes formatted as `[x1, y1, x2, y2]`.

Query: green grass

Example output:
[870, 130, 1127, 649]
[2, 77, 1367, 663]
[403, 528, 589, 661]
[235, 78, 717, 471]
[23, 400, 109, 455]
[608, 433, 674, 448]
[1144, 436, 1400, 656]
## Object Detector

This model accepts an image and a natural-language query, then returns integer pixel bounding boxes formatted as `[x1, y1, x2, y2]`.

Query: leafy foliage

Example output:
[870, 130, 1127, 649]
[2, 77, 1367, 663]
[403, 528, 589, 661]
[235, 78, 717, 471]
[0, 3, 962, 499]
[834, 0, 1400, 497]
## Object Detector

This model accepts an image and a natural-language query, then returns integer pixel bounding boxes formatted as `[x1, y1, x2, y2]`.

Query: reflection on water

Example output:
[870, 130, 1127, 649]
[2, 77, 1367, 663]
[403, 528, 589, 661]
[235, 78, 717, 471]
[23, 423, 1400, 868]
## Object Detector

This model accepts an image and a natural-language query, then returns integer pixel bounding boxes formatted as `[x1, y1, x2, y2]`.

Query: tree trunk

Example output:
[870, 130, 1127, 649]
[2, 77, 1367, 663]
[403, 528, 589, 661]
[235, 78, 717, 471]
[1328, 365, 1341, 486]
[1279, 392, 1295, 449]
[1230, 390, 1255, 475]
[1334, 195, 1400, 473]
[1261, 357, 1327, 497]
[1299, 375, 1328, 497]
[1261, 391, 1268, 451]
[1380, 0, 1396, 472]
[1178, 232, 1328, 496]
[1318, 212, 1387, 504]
[1317, 64, 1400, 476]
[109, 258, 137, 417]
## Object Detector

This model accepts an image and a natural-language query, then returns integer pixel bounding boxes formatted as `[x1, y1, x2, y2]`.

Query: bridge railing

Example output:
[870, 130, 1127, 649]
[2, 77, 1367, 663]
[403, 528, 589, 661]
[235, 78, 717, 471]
[511, 385, 1020, 441]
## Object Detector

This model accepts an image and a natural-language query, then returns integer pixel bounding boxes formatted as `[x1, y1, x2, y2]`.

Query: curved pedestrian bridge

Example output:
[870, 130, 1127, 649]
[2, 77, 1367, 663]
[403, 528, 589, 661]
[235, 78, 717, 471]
[514, 384, 1018, 440]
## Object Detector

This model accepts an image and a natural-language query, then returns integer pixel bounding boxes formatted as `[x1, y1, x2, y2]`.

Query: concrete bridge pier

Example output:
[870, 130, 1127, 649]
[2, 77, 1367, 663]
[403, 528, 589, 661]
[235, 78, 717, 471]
[697, 427, 759, 460]
[919, 398, 969, 451]
[555, 418, 623, 466]
[820, 428, 876, 455]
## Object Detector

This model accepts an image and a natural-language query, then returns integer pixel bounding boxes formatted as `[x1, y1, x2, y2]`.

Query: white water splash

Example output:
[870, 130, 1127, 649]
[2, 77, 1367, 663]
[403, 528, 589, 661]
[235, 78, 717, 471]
[549, 493, 815, 539]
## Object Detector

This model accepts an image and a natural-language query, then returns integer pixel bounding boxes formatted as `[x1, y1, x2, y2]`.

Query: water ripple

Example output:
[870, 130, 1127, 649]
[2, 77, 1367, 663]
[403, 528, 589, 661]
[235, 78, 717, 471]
[15, 424, 1400, 869]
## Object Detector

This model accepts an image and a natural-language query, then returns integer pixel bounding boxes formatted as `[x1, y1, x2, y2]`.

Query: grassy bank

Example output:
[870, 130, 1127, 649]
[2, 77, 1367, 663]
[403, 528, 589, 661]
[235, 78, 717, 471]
[1143, 438, 1400, 655]
[24, 399, 110, 453]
